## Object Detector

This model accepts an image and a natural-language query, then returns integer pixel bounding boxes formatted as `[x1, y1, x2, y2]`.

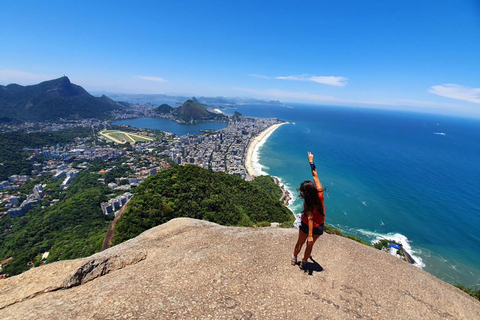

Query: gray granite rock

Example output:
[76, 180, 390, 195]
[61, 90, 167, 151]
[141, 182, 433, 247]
[1, 218, 479, 319]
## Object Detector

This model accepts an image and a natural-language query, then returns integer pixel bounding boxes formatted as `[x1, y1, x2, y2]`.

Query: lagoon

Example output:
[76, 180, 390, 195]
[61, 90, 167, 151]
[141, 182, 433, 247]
[112, 117, 227, 135]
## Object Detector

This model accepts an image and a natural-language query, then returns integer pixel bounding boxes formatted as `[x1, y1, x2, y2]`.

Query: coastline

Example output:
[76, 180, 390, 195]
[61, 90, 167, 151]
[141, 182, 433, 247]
[244, 122, 295, 211]
[244, 123, 286, 179]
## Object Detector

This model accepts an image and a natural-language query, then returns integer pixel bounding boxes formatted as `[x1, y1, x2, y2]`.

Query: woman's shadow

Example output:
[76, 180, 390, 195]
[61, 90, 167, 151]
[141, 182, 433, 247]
[295, 256, 324, 276]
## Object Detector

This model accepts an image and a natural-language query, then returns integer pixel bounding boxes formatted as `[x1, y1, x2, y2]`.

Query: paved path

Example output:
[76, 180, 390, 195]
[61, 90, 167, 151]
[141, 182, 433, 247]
[101, 199, 130, 251]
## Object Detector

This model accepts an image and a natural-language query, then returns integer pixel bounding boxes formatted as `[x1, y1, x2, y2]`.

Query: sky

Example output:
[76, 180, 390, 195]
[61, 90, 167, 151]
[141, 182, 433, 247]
[1, 0, 480, 117]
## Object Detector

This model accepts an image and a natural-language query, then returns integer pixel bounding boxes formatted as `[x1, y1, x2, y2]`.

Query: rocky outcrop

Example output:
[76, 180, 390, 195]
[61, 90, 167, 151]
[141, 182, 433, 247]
[1, 218, 479, 319]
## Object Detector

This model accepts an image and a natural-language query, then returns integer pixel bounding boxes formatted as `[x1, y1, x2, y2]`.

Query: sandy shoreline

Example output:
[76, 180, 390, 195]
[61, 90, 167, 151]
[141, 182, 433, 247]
[244, 122, 286, 179]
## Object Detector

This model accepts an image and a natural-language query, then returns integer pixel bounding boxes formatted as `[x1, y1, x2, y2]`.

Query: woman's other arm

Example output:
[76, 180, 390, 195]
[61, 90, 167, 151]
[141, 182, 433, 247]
[307, 212, 314, 243]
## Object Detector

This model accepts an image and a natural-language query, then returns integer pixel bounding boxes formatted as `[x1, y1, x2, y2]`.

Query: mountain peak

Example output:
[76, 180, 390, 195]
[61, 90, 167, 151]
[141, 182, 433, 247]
[59, 75, 71, 83]
[0, 77, 124, 121]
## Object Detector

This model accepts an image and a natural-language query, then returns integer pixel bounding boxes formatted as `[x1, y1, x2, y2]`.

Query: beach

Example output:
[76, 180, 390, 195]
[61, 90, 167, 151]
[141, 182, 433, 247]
[244, 122, 295, 208]
[244, 123, 286, 178]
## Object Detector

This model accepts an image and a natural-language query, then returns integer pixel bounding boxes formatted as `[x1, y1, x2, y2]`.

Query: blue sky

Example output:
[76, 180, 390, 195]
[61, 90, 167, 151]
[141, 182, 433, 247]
[1, 0, 479, 116]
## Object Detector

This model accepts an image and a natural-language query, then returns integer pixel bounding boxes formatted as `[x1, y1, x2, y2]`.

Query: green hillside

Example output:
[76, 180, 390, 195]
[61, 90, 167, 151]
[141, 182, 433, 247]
[173, 98, 227, 122]
[0, 171, 112, 276]
[155, 103, 174, 114]
[113, 165, 293, 244]
[0, 76, 124, 122]
[250, 175, 283, 200]
[0, 165, 293, 276]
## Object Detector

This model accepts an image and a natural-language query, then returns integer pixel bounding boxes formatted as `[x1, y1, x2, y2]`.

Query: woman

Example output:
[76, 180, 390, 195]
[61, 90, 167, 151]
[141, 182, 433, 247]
[292, 151, 325, 270]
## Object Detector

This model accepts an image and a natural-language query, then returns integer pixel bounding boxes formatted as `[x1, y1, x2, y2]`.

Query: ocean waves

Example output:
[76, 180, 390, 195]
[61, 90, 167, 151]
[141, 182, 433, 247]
[349, 229, 425, 268]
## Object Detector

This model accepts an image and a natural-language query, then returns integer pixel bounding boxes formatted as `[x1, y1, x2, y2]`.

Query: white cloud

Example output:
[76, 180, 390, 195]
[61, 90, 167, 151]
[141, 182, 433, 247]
[231, 87, 387, 105]
[428, 84, 480, 104]
[276, 74, 348, 87]
[248, 74, 271, 79]
[0, 69, 52, 84]
[135, 76, 167, 82]
[396, 99, 436, 106]
[249, 73, 348, 86]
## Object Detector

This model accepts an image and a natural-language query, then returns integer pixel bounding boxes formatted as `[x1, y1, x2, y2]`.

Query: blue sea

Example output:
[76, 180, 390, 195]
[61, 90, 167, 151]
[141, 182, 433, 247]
[224, 103, 480, 286]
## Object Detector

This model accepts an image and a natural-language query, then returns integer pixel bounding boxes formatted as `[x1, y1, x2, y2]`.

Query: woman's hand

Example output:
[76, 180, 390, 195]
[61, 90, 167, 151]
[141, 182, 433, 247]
[308, 151, 314, 164]
[307, 236, 314, 244]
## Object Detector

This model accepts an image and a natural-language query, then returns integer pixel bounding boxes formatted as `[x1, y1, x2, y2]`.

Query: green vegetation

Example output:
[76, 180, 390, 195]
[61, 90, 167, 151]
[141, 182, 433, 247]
[373, 239, 392, 250]
[0, 76, 123, 122]
[162, 155, 179, 168]
[173, 99, 227, 123]
[0, 127, 91, 180]
[113, 165, 293, 245]
[344, 235, 370, 246]
[251, 176, 283, 200]
[324, 224, 370, 245]
[0, 171, 113, 276]
[454, 284, 480, 301]
[155, 103, 174, 114]
[102, 164, 133, 184]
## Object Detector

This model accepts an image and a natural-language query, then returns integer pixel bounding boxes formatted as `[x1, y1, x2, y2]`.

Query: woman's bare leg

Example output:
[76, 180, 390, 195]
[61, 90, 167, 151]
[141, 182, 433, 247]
[303, 234, 320, 261]
[293, 229, 308, 257]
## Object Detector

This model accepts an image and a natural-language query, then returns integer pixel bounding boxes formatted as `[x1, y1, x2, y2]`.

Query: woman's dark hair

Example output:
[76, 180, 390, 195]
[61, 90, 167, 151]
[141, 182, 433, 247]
[298, 180, 324, 216]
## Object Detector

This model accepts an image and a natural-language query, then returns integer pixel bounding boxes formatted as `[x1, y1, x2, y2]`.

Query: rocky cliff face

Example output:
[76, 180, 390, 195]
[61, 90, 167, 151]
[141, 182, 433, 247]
[1, 218, 479, 319]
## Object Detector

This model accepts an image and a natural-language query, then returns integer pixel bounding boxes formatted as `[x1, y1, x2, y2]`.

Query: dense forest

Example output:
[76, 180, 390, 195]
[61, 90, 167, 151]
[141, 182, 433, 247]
[0, 171, 113, 275]
[250, 175, 283, 200]
[113, 165, 293, 245]
[0, 127, 92, 180]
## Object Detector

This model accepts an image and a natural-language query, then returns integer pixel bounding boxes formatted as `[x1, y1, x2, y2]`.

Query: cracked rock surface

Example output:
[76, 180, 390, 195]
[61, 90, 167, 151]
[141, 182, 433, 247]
[1, 218, 479, 319]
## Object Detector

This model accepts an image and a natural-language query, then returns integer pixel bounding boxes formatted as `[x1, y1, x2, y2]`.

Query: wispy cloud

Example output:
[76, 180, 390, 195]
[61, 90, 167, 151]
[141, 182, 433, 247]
[396, 99, 436, 106]
[232, 87, 387, 105]
[428, 84, 480, 104]
[249, 73, 348, 86]
[276, 74, 348, 87]
[248, 74, 271, 79]
[0, 69, 52, 84]
[135, 76, 167, 82]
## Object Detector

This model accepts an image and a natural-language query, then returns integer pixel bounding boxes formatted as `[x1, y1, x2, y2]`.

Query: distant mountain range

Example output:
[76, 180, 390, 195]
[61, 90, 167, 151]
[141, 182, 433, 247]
[0, 77, 124, 122]
[0, 76, 283, 123]
[101, 92, 285, 107]
[156, 98, 227, 122]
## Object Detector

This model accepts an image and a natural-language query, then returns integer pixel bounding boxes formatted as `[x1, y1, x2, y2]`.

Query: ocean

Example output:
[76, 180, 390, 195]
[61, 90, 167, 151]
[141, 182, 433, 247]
[224, 103, 480, 287]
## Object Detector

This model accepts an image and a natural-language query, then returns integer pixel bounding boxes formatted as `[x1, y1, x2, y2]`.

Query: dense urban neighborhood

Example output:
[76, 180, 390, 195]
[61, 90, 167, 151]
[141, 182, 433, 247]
[0, 106, 283, 221]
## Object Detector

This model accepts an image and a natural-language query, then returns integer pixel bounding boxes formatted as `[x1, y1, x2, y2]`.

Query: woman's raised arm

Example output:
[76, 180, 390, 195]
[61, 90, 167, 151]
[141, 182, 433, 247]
[307, 151, 323, 192]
